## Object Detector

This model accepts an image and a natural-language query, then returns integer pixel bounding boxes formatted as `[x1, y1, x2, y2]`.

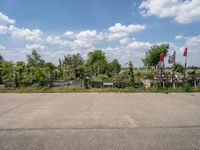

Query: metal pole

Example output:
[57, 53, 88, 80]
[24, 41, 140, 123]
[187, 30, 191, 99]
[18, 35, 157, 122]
[172, 62, 176, 88]
[162, 61, 165, 88]
[184, 56, 187, 82]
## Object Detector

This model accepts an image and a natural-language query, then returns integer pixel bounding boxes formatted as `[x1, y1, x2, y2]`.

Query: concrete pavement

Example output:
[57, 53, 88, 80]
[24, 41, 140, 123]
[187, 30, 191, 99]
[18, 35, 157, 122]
[0, 93, 200, 150]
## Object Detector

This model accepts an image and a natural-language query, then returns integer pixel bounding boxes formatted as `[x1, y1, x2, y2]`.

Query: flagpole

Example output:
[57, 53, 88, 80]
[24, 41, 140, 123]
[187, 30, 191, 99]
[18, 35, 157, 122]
[172, 62, 175, 88]
[184, 51, 187, 82]
[163, 61, 165, 88]
[173, 51, 176, 88]
[160, 53, 165, 88]
[169, 51, 176, 88]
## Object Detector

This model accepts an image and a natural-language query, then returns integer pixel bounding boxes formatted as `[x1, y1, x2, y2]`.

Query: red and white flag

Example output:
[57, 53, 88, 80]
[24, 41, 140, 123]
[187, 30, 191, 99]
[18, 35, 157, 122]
[183, 48, 188, 57]
[160, 53, 164, 62]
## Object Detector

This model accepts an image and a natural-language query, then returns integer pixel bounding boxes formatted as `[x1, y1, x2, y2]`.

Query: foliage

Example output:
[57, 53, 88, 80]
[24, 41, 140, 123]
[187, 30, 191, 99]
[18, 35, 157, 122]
[0, 46, 199, 92]
[106, 59, 121, 78]
[145, 68, 156, 80]
[142, 44, 169, 68]
[1, 86, 200, 93]
[117, 70, 129, 81]
[86, 50, 107, 76]
[92, 74, 111, 82]
[62, 53, 84, 80]
[172, 63, 184, 74]
[1, 61, 14, 81]
[0, 54, 4, 83]
[27, 50, 44, 68]
[0, 54, 4, 63]
[128, 61, 135, 86]
[135, 71, 143, 82]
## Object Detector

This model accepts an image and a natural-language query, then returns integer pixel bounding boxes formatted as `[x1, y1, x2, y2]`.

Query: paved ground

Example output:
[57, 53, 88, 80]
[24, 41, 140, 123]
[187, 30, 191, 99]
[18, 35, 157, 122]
[0, 93, 200, 150]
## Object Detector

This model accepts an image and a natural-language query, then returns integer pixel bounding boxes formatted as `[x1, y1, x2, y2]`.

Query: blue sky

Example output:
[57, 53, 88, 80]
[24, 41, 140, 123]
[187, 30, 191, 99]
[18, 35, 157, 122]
[0, 0, 200, 67]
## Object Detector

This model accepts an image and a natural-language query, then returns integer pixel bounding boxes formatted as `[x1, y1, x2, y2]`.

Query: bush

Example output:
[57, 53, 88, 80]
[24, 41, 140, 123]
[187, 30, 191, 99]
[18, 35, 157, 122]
[183, 83, 192, 92]
[145, 68, 155, 80]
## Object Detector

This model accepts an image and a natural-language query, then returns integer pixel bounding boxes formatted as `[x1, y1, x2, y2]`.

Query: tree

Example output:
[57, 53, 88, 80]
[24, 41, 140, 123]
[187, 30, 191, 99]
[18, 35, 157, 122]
[16, 61, 26, 86]
[0, 54, 4, 63]
[142, 44, 169, 68]
[34, 68, 46, 86]
[76, 65, 86, 80]
[0, 54, 4, 83]
[128, 61, 135, 86]
[1, 61, 14, 81]
[57, 59, 63, 80]
[86, 50, 107, 76]
[44, 62, 56, 82]
[27, 50, 44, 68]
[173, 63, 184, 74]
[26, 50, 45, 85]
[107, 59, 121, 77]
[62, 53, 84, 80]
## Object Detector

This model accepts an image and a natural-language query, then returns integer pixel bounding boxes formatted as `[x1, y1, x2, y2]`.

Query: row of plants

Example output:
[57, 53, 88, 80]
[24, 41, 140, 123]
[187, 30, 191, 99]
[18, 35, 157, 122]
[0, 43, 199, 92]
[1, 85, 200, 93]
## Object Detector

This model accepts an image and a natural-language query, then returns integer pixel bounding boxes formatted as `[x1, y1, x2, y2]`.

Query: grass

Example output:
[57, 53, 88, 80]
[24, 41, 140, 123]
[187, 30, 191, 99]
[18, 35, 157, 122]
[0, 85, 200, 93]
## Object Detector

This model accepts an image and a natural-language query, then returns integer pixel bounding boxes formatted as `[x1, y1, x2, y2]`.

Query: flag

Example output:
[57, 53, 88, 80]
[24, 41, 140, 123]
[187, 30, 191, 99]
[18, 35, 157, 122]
[160, 53, 164, 62]
[168, 51, 176, 64]
[183, 48, 188, 57]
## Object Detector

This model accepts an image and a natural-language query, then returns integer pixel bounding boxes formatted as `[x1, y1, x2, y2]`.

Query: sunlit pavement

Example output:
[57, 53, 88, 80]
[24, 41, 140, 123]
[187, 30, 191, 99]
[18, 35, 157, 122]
[0, 93, 200, 150]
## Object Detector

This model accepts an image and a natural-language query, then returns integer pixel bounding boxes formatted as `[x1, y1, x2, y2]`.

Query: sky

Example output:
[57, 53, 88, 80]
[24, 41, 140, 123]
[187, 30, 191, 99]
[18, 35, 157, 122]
[0, 0, 200, 67]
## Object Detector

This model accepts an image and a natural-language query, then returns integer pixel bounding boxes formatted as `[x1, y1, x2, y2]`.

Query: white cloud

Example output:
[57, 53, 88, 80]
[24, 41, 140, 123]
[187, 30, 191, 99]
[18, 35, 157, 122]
[174, 34, 200, 65]
[120, 38, 130, 45]
[76, 30, 103, 41]
[104, 39, 152, 66]
[0, 12, 15, 25]
[139, 0, 200, 24]
[71, 40, 93, 49]
[185, 35, 200, 54]
[49, 30, 104, 50]
[0, 12, 43, 41]
[46, 36, 71, 46]
[175, 35, 187, 40]
[53, 24, 146, 50]
[107, 23, 146, 40]
[176, 34, 200, 53]
[0, 25, 8, 34]
[24, 44, 51, 57]
[125, 40, 151, 50]
[107, 32, 128, 41]
[108, 23, 146, 33]
[64, 31, 75, 37]
[8, 25, 44, 41]
[72, 30, 104, 49]
[25, 44, 47, 51]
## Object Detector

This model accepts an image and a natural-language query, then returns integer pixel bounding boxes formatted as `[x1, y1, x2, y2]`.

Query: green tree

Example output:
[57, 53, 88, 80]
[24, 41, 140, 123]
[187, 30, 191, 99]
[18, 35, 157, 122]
[27, 50, 44, 68]
[76, 65, 86, 80]
[34, 68, 46, 87]
[107, 59, 121, 77]
[0, 54, 4, 63]
[117, 70, 129, 81]
[16, 61, 26, 85]
[1, 61, 14, 81]
[173, 63, 184, 74]
[0, 54, 4, 83]
[86, 50, 107, 76]
[128, 61, 135, 86]
[44, 62, 56, 86]
[26, 50, 45, 86]
[62, 53, 84, 80]
[57, 59, 63, 80]
[142, 44, 169, 68]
